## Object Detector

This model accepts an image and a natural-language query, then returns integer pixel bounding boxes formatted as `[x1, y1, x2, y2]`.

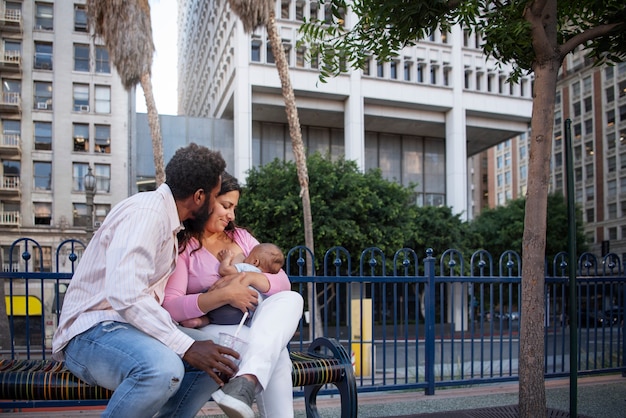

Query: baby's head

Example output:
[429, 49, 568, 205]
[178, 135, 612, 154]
[246, 243, 285, 274]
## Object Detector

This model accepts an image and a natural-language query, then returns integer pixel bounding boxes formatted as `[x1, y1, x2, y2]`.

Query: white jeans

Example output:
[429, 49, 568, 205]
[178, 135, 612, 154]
[182, 291, 304, 418]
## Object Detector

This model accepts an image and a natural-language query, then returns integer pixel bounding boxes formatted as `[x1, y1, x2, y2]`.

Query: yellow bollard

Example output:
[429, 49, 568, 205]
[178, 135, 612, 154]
[351, 298, 372, 376]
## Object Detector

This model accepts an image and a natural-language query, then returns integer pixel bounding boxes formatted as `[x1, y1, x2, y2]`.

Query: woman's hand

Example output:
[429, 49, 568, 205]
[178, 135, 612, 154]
[198, 272, 258, 313]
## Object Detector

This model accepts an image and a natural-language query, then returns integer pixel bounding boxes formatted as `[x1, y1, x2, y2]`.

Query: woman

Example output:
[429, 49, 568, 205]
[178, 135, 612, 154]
[163, 173, 303, 418]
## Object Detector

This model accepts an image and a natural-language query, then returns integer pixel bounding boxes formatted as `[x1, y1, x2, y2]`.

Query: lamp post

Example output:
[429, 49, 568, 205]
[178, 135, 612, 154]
[84, 166, 96, 242]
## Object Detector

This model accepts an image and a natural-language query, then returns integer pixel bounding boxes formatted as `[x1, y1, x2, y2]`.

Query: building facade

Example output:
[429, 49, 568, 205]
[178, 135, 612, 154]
[1, 0, 130, 270]
[474, 56, 626, 261]
[177, 0, 533, 219]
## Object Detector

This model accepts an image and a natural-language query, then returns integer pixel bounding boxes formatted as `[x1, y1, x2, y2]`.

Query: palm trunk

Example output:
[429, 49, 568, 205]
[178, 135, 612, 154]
[266, 11, 319, 340]
[140, 71, 165, 186]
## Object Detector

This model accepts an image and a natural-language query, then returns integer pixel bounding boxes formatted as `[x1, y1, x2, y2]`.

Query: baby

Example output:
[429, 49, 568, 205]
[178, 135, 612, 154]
[180, 243, 285, 328]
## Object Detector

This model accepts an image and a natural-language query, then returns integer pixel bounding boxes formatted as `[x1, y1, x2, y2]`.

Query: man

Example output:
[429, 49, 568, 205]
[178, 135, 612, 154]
[52, 143, 240, 417]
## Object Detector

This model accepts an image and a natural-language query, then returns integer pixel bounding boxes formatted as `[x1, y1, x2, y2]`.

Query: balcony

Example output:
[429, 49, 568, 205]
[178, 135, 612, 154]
[0, 92, 21, 113]
[0, 49, 21, 73]
[0, 133, 20, 155]
[0, 209, 19, 226]
[0, 174, 20, 194]
[0, 8, 22, 33]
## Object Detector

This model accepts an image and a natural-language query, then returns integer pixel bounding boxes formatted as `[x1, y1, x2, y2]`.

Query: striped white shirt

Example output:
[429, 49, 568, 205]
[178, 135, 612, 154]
[52, 184, 195, 359]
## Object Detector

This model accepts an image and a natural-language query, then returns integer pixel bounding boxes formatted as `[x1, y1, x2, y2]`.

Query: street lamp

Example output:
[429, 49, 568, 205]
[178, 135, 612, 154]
[84, 166, 96, 241]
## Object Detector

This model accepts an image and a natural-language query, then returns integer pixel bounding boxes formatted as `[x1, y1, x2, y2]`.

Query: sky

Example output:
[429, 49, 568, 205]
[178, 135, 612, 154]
[135, 0, 178, 115]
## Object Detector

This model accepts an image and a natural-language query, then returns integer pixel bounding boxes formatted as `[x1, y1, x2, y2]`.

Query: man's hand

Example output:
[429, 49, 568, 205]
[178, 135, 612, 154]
[182, 340, 239, 386]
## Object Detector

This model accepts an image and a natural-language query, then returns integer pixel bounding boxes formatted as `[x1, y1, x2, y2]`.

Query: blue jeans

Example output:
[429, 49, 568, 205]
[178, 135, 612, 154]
[64, 321, 218, 418]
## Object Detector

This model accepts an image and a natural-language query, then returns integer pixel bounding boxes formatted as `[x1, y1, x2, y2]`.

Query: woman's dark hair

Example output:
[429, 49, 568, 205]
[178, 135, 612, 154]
[177, 172, 242, 253]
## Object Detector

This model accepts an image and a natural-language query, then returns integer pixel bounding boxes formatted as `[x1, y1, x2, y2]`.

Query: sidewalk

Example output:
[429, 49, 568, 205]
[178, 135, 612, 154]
[4, 374, 624, 417]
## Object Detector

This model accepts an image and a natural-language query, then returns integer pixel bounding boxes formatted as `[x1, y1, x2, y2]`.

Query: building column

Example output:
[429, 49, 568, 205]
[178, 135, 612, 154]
[345, 70, 365, 170]
[233, 26, 253, 183]
[446, 24, 469, 331]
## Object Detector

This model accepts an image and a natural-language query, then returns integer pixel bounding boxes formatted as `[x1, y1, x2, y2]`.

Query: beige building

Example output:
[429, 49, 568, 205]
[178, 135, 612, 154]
[1, 0, 130, 270]
[473, 55, 626, 261]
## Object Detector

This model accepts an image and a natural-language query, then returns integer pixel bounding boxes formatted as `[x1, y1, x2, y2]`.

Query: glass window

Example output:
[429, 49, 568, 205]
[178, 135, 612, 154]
[73, 123, 89, 152]
[34, 42, 53, 70]
[607, 179, 617, 197]
[3, 40, 20, 64]
[2, 159, 20, 189]
[251, 40, 261, 62]
[2, 119, 20, 147]
[33, 161, 51, 190]
[34, 202, 52, 225]
[266, 42, 274, 64]
[95, 164, 111, 193]
[34, 81, 52, 110]
[94, 204, 110, 224]
[34, 121, 52, 150]
[35, 2, 53, 30]
[73, 84, 89, 111]
[281, 0, 289, 19]
[295, 0, 305, 21]
[606, 86, 614, 103]
[74, 5, 87, 32]
[95, 46, 110, 73]
[74, 44, 89, 72]
[95, 85, 111, 113]
[404, 61, 411, 81]
[72, 162, 90, 191]
[95, 125, 111, 154]
[73, 203, 89, 227]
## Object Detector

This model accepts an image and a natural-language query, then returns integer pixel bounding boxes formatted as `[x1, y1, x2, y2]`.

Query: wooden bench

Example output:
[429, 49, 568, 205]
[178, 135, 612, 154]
[0, 337, 357, 417]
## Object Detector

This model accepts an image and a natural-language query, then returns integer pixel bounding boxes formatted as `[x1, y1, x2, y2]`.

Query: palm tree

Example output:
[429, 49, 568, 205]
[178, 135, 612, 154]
[86, 0, 165, 186]
[228, 0, 318, 338]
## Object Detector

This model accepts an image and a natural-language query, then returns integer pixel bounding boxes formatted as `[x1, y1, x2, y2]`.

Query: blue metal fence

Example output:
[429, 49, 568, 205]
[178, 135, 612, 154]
[2, 238, 625, 401]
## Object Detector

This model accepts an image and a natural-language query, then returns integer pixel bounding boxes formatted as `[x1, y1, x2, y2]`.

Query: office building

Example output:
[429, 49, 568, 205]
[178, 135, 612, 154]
[1, 0, 130, 270]
[177, 0, 533, 220]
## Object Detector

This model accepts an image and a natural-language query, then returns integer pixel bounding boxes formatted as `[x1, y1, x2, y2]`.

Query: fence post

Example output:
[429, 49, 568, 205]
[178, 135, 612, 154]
[424, 248, 436, 396]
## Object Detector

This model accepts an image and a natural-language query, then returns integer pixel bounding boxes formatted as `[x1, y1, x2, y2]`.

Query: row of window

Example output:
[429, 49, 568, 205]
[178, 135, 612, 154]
[1, 119, 112, 154]
[1, 160, 111, 194]
[3, 1, 88, 33]
[1, 79, 111, 114]
[0, 199, 110, 228]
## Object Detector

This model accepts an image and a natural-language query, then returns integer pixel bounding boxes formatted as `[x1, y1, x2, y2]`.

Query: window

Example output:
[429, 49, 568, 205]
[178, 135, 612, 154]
[95, 164, 111, 193]
[34, 121, 52, 151]
[73, 84, 89, 111]
[2, 159, 20, 188]
[33, 161, 51, 190]
[607, 110, 615, 127]
[573, 101, 581, 117]
[608, 179, 617, 198]
[586, 208, 594, 223]
[606, 86, 614, 103]
[572, 80, 580, 97]
[2, 119, 20, 147]
[34, 202, 51, 225]
[73, 123, 89, 152]
[377, 61, 384, 77]
[266, 42, 274, 63]
[72, 162, 90, 191]
[3, 40, 20, 64]
[404, 61, 411, 81]
[95, 46, 110, 73]
[584, 96, 592, 113]
[72, 203, 89, 227]
[34, 81, 52, 110]
[586, 185, 594, 201]
[584, 119, 593, 136]
[608, 156, 616, 172]
[74, 44, 89, 72]
[95, 85, 111, 114]
[95, 125, 111, 153]
[34, 42, 53, 70]
[296, 47, 305, 67]
[281, 0, 289, 19]
[295, 0, 305, 20]
[35, 2, 53, 30]
[74, 5, 87, 32]
[583, 76, 592, 94]
[94, 204, 110, 225]
[2, 79, 20, 104]
[417, 63, 424, 83]
[251, 39, 261, 62]
[575, 167, 582, 182]
[608, 227, 617, 240]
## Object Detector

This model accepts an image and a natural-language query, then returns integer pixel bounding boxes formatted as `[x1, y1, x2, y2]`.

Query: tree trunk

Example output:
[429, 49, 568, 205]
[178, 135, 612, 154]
[140, 71, 165, 187]
[266, 11, 320, 339]
[518, 58, 560, 418]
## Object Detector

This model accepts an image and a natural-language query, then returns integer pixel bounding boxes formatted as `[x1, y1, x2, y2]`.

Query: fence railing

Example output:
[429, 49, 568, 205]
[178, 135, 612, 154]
[1, 238, 625, 400]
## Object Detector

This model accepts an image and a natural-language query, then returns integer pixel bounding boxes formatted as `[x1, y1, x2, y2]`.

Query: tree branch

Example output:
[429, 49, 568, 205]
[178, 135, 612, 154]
[560, 22, 625, 59]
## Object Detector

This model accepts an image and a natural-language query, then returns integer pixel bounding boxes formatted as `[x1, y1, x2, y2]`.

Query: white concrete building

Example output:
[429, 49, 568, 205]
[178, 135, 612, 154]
[177, 0, 533, 219]
[1, 0, 130, 270]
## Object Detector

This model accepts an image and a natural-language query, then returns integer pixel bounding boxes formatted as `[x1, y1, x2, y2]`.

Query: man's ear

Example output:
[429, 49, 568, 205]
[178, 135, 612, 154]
[194, 189, 205, 205]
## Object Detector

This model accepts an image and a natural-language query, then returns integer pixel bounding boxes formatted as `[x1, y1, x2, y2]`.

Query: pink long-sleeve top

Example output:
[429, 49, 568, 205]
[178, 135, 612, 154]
[163, 228, 291, 322]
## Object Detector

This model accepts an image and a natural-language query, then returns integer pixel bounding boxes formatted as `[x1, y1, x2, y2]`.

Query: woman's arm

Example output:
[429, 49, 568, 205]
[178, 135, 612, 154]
[234, 229, 291, 295]
[163, 247, 205, 322]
